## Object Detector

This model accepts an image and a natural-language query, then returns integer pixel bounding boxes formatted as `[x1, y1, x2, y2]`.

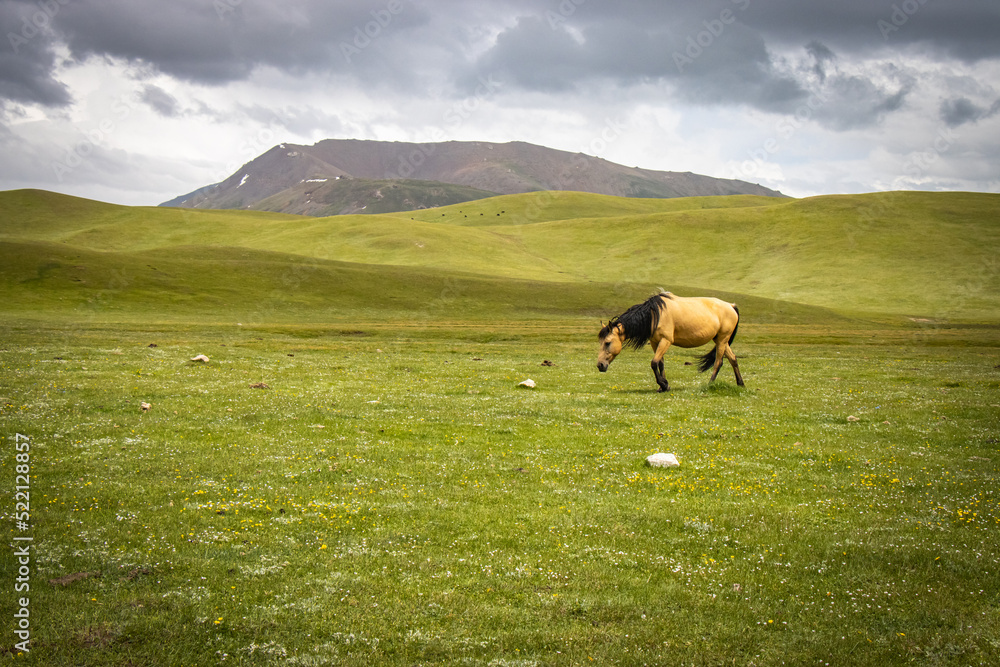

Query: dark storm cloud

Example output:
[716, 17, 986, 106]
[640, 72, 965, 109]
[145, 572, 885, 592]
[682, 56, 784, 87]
[0, 2, 71, 107]
[804, 41, 835, 82]
[2, 0, 435, 105]
[796, 47, 916, 131]
[52, 0, 426, 83]
[940, 96, 1000, 127]
[55, 0, 257, 84]
[527, 0, 1000, 62]
[464, 15, 587, 93]
[139, 84, 179, 117]
[814, 72, 912, 131]
[2, 0, 999, 127]
[466, 10, 809, 111]
[722, 0, 1000, 61]
[466, 4, 917, 129]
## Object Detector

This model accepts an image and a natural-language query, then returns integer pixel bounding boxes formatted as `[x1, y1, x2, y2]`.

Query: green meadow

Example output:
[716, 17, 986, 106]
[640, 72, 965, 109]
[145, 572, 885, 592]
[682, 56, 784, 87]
[1, 189, 999, 665]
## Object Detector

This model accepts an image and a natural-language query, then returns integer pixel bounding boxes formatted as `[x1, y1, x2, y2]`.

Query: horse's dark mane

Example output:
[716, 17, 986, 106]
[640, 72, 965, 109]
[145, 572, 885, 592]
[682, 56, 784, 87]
[599, 292, 671, 350]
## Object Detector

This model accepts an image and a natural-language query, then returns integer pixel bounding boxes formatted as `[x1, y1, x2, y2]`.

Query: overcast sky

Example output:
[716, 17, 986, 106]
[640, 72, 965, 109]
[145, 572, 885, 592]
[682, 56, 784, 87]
[2, 0, 998, 205]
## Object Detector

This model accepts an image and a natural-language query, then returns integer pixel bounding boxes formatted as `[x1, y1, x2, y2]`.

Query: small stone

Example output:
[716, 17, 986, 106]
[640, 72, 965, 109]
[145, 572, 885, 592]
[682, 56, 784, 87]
[140, 402, 152, 413]
[847, 415, 860, 422]
[646, 452, 680, 468]
[518, 379, 536, 388]
[191, 354, 210, 363]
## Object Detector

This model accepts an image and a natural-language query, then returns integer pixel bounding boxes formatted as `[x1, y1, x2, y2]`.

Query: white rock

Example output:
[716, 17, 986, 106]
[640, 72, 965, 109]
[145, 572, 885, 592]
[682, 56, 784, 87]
[140, 402, 152, 413]
[190, 354, 210, 363]
[646, 452, 680, 468]
[518, 379, 536, 388]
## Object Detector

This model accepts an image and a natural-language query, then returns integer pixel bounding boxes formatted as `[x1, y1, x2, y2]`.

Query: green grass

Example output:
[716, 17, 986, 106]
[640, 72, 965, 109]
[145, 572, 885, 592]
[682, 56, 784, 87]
[253, 178, 499, 216]
[1, 321, 999, 665]
[3, 189, 998, 320]
[0, 189, 304, 243]
[1, 187, 999, 664]
[402, 191, 780, 226]
[487, 192, 1000, 320]
[0, 239, 858, 333]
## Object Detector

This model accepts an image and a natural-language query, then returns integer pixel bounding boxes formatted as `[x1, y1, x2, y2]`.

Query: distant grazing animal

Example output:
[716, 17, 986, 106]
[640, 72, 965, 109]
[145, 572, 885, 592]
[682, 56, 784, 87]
[597, 292, 744, 392]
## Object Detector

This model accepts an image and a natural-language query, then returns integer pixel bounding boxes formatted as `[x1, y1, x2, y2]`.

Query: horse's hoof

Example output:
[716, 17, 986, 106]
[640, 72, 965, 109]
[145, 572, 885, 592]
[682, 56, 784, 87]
[657, 385, 670, 393]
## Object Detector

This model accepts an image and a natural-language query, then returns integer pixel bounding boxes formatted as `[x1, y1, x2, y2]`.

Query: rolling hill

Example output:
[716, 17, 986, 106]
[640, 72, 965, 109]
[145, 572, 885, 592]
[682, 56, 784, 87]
[3, 188, 999, 324]
[160, 139, 787, 215]
[251, 178, 499, 217]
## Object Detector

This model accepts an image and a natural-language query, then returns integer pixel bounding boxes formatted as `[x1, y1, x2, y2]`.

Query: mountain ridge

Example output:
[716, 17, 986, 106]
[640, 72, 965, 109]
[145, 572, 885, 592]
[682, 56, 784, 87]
[161, 138, 787, 215]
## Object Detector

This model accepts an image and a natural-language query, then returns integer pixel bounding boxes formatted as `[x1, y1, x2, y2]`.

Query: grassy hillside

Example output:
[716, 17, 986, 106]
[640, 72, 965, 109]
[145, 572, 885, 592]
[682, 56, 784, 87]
[0, 238, 850, 329]
[403, 191, 779, 226]
[253, 178, 499, 216]
[499, 192, 1000, 320]
[0, 189, 305, 244]
[1, 188, 998, 322]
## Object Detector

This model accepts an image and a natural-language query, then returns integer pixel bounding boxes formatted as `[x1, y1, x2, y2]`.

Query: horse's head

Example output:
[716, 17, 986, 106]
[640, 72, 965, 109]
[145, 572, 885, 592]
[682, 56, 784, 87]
[596, 320, 624, 372]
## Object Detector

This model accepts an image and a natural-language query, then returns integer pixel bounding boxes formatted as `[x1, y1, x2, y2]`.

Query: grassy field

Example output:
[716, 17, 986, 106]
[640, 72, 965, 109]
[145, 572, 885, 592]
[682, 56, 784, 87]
[3, 189, 999, 320]
[1, 188, 999, 665]
[2, 320, 999, 665]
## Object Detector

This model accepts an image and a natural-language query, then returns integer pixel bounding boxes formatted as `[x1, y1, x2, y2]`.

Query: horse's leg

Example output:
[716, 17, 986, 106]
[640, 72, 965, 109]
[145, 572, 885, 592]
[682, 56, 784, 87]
[724, 345, 745, 386]
[651, 339, 672, 392]
[651, 359, 670, 392]
[708, 343, 728, 383]
[708, 338, 726, 383]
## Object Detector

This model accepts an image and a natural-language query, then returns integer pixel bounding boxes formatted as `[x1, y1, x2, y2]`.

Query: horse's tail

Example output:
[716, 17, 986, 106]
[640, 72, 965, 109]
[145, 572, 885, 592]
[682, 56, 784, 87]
[729, 304, 740, 346]
[697, 304, 739, 373]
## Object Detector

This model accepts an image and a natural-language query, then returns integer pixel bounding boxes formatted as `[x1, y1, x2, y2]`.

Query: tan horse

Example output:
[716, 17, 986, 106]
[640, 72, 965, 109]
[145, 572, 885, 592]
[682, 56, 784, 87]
[597, 292, 744, 392]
